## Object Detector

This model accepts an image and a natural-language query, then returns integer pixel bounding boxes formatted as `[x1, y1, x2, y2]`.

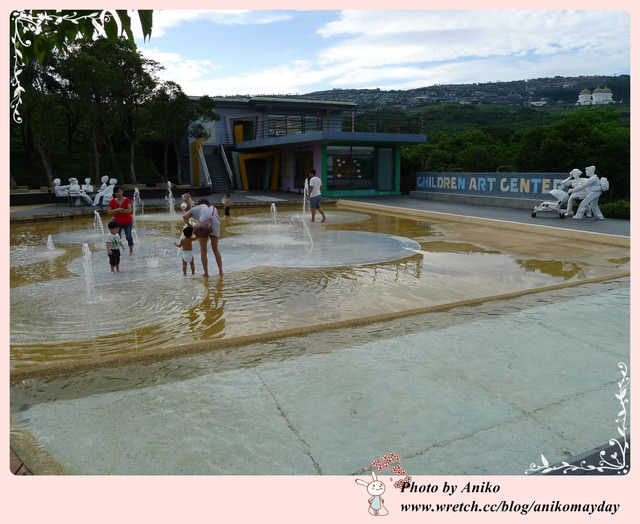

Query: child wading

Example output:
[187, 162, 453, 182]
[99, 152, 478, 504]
[174, 225, 195, 275]
[222, 193, 231, 219]
[105, 220, 121, 273]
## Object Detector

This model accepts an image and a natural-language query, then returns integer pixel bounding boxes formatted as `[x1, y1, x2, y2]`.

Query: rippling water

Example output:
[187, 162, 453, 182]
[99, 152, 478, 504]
[10, 206, 629, 369]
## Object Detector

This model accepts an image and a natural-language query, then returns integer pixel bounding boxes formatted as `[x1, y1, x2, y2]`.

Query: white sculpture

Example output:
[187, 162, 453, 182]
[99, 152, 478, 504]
[531, 166, 608, 220]
[92, 177, 117, 206]
[531, 169, 580, 218]
[562, 169, 584, 215]
[68, 177, 93, 205]
[572, 165, 606, 220]
[81, 178, 94, 194]
[563, 169, 592, 217]
[52, 178, 69, 197]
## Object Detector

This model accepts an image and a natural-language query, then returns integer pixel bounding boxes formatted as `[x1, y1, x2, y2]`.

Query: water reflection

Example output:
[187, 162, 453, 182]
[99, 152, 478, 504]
[10, 207, 628, 369]
[516, 259, 585, 280]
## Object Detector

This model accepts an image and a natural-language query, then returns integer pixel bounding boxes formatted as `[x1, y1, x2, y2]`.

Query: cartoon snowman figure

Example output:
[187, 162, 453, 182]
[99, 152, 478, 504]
[355, 470, 389, 516]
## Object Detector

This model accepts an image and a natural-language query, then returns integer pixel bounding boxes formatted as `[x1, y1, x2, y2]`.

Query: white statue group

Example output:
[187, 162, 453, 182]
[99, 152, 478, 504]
[53, 175, 117, 206]
[531, 165, 608, 219]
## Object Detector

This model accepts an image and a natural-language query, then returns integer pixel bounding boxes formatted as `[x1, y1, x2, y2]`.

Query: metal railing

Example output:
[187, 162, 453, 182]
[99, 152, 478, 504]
[348, 111, 425, 135]
[233, 111, 425, 143]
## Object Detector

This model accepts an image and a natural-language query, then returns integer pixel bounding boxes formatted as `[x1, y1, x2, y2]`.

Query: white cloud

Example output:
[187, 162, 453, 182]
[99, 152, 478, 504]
[180, 60, 337, 97]
[136, 9, 294, 38]
[317, 10, 629, 68]
[141, 47, 222, 85]
[134, 9, 630, 96]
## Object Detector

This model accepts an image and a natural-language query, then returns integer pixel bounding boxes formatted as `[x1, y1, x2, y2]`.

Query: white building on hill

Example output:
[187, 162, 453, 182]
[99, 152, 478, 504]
[576, 86, 615, 105]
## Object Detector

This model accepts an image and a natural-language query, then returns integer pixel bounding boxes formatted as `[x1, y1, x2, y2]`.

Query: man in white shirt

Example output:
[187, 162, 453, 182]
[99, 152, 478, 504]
[307, 168, 326, 222]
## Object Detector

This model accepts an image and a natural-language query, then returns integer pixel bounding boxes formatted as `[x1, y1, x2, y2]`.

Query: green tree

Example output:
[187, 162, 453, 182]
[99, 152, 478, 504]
[515, 107, 629, 198]
[111, 43, 160, 184]
[406, 129, 513, 172]
[12, 58, 66, 185]
[145, 81, 191, 183]
[144, 85, 220, 183]
[59, 38, 160, 184]
[57, 43, 117, 180]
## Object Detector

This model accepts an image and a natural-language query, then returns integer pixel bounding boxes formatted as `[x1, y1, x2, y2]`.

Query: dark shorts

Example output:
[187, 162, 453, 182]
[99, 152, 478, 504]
[224, 206, 230, 216]
[108, 249, 120, 267]
[310, 195, 322, 209]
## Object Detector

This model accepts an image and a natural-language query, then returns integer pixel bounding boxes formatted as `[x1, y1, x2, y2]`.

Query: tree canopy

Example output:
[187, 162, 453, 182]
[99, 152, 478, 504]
[10, 22, 222, 188]
[401, 105, 629, 200]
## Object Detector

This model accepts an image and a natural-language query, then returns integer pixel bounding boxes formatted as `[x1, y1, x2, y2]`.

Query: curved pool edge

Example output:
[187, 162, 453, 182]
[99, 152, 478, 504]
[10, 271, 630, 383]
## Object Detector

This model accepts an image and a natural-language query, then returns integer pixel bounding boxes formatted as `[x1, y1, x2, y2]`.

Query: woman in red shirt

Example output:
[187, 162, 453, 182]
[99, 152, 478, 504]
[107, 185, 134, 255]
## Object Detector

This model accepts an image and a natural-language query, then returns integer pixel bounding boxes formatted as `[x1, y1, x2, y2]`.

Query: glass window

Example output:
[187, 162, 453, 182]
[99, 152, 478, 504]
[351, 146, 375, 189]
[377, 147, 394, 191]
[287, 115, 302, 135]
[231, 118, 257, 141]
[268, 115, 287, 137]
[326, 146, 375, 190]
[303, 114, 321, 132]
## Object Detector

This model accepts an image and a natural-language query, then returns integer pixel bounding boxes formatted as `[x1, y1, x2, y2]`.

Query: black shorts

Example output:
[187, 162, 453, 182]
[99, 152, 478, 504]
[108, 249, 121, 267]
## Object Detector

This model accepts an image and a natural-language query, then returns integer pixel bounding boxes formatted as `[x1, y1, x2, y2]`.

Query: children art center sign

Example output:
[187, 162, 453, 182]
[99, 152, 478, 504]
[415, 172, 567, 199]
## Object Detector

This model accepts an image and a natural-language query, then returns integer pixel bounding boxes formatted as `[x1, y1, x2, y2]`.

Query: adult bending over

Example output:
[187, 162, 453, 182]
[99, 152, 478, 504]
[183, 198, 223, 277]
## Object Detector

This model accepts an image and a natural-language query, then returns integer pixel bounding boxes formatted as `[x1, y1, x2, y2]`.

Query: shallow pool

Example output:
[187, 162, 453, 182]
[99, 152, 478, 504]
[9, 205, 629, 370]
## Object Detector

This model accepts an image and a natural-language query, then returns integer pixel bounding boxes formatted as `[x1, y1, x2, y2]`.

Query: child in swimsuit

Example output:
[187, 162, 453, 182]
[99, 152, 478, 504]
[174, 225, 195, 275]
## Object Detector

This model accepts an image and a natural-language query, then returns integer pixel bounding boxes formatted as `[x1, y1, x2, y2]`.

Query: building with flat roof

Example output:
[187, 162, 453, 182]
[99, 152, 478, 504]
[186, 96, 426, 197]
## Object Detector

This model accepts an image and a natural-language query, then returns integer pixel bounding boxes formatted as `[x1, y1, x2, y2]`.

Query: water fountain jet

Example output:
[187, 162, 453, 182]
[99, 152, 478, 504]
[302, 178, 310, 219]
[93, 211, 105, 238]
[165, 182, 176, 217]
[81, 243, 96, 302]
[133, 187, 144, 221]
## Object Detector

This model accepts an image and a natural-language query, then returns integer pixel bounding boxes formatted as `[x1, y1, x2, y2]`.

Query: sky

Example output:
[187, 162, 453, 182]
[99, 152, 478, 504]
[132, 9, 631, 98]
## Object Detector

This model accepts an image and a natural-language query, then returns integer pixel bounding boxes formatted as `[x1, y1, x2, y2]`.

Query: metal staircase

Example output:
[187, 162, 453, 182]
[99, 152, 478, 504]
[201, 146, 234, 193]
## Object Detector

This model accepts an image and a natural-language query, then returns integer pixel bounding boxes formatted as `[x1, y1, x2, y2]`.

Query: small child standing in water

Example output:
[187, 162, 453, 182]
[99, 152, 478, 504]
[222, 193, 231, 219]
[174, 225, 195, 275]
[105, 220, 121, 273]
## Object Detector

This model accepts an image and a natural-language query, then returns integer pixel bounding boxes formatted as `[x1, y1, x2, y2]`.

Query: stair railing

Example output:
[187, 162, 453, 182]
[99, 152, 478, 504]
[220, 144, 234, 188]
[197, 144, 212, 188]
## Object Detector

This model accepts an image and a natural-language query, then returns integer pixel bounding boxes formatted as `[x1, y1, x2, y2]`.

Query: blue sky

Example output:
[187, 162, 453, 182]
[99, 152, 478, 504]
[134, 9, 628, 97]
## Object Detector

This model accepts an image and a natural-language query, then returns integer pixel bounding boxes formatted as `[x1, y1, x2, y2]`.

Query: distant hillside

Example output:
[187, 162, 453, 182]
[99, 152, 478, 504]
[293, 75, 630, 110]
